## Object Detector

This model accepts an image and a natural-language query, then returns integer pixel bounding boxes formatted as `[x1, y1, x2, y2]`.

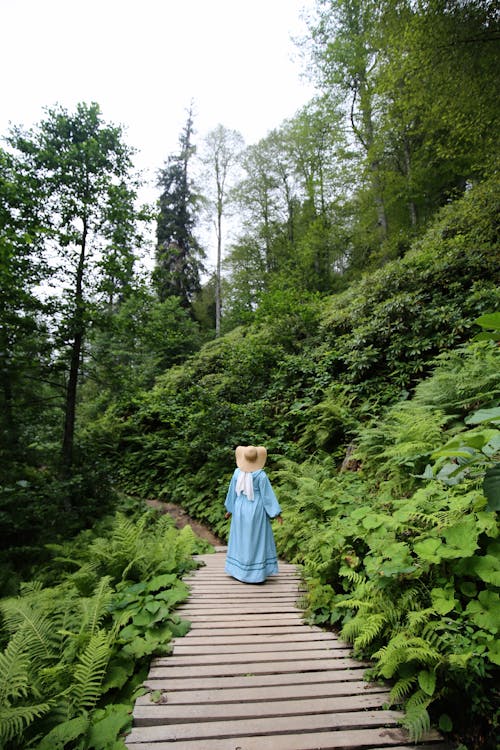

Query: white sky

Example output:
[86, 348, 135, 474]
[1, 0, 316, 196]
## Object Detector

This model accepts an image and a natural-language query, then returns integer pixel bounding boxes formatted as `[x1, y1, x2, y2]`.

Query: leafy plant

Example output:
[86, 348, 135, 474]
[0, 506, 208, 749]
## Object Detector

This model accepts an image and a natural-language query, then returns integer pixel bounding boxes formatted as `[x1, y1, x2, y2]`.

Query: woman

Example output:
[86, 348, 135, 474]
[224, 445, 282, 583]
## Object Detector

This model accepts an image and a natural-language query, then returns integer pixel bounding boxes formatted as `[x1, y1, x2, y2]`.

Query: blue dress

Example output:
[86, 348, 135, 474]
[224, 468, 282, 583]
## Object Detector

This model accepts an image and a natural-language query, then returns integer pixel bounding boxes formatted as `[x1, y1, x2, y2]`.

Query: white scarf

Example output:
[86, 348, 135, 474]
[236, 470, 254, 500]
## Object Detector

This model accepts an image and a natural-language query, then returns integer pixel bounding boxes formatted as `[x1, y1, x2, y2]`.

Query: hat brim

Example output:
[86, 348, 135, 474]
[235, 445, 267, 472]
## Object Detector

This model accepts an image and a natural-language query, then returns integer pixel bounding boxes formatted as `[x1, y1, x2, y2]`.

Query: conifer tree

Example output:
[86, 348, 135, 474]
[154, 108, 204, 308]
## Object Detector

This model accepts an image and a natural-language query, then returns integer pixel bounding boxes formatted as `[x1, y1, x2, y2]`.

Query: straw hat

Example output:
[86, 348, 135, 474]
[235, 445, 267, 472]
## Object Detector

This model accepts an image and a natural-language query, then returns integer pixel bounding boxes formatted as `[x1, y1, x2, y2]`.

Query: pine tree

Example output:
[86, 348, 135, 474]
[154, 108, 205, 308]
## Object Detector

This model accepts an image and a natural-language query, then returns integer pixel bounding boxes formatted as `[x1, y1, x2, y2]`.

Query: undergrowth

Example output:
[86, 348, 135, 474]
[273, 340, 500, 748]
[0, 498, 212, 749]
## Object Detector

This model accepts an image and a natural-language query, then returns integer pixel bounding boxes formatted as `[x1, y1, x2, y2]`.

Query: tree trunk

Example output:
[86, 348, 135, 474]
[61, 218, 87, 475]
[215, 207, 222, 337]
[403, 135, 418, 228]
[351, 79, 389, 242]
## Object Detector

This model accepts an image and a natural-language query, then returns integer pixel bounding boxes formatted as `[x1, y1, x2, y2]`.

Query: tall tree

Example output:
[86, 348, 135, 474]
[0, 146, 52, 458]
[377, 0, 500, 214]
[8, 102, 142, 475]
[154, 108, 205, 308]
[201, 124, 245, 336]
[305, 0, 388, 245]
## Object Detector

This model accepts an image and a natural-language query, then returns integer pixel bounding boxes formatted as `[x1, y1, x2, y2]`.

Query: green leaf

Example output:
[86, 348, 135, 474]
[101, 664, 131, 692]
[470, 555, 500, 586]
[483, 463, 500, 512]
[362, 514, 385, 530]
[438, 713, 453, 732]
[122, 636, 155, 658]
[413, 537, 443, 563]
[433, 448, 477, 460]
[486, 638, 500, 666]
[466, 407, 500, 425]
[418, 669, 436, 696]
[86, 704, 132, 750]
[169, 617, 191, 637]
[133, 611, 154, 627]
[460, 581, 477, 598]
[431, 587, 458, 615]
[441, 517, 479, 558]
[474, 312, 500, 330]
[146, 573, 177, 592]
[37, 714, 90, 750]
[118, 624, 140, 641]
[465, 590, 500, 633]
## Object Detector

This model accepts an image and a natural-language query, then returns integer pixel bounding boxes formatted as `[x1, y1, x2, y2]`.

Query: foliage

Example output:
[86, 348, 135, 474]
[272, 338, 500, 747]
[315, 174, 500, 398]
[2, 23, 499, 744]
[100, 178, 499, 544]
[0, 500, 211, 749]
[299, 0, 500, 271]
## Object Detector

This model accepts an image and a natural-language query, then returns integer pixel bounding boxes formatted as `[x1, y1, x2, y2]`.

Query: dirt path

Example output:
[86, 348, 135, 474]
[146, 500, 223, 546]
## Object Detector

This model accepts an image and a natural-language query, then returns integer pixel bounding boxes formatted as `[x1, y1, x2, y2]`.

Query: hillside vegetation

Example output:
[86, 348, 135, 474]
[99, 174, 500, 747]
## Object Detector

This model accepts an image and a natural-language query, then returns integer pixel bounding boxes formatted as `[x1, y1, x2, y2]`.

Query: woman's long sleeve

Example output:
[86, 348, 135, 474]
[224, 470, 238, 513]
[259, 472, 281, 518]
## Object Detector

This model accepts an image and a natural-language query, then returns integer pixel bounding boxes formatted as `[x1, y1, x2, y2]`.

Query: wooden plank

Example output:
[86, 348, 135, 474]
[186, 593, 302, 600]
[178, 604, 300, 613]
[128, 708, 404, 740]
[135, 690, 391, 718]
[177, 627, 311, 638]
[137, 679, 387, 705]
[144, 667, 368, 692]
[155, 648, 353, 666]
[172, 640, 348, 655]
[175, 629, 341, 644]
[126, 727, 443, 750]
[179, 613, 303, 622]
[148, 656, 368, 678]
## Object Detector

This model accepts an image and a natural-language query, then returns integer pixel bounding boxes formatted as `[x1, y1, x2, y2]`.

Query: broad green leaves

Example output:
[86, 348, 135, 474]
[0, 504, 202, 748]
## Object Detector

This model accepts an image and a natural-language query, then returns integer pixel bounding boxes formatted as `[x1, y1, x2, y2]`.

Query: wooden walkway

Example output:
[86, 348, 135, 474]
[126, 548, 445, 750]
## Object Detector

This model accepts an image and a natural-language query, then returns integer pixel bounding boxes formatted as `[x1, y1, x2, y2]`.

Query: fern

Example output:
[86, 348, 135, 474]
[70, 629, 114, 715]
[0, 632, 52, 743]
[372, 633, 441, 679]
[389, 674, 418, 705]
[400, 688, 432, 741]
[78, 576, 113, 637]
[406, 607, 436, 633]
[0, 702, 52, 744]
[340, 616, 365, 643]
[338, 567, 366, 587]
[0, 634, 30, 705]
[354, 613, 388, 650]
[0, 598, 54, 663]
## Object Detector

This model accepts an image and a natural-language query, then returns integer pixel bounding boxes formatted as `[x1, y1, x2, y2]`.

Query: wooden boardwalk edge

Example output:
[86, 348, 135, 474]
[126, 549, 447, 750]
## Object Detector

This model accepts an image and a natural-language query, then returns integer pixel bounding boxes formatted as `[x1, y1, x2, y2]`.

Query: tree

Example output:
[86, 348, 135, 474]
[305, 0, 389, 245]
[224, 98, 352, 309]
[82, 285, 202, 404]
[8, 102, 142, 475]
[377, 0, 500, 209]
[0, 146, 52, 459]
[154, 107, 205, 308]
[302, 0, 500, 264]
[201, 124, 245, 336]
